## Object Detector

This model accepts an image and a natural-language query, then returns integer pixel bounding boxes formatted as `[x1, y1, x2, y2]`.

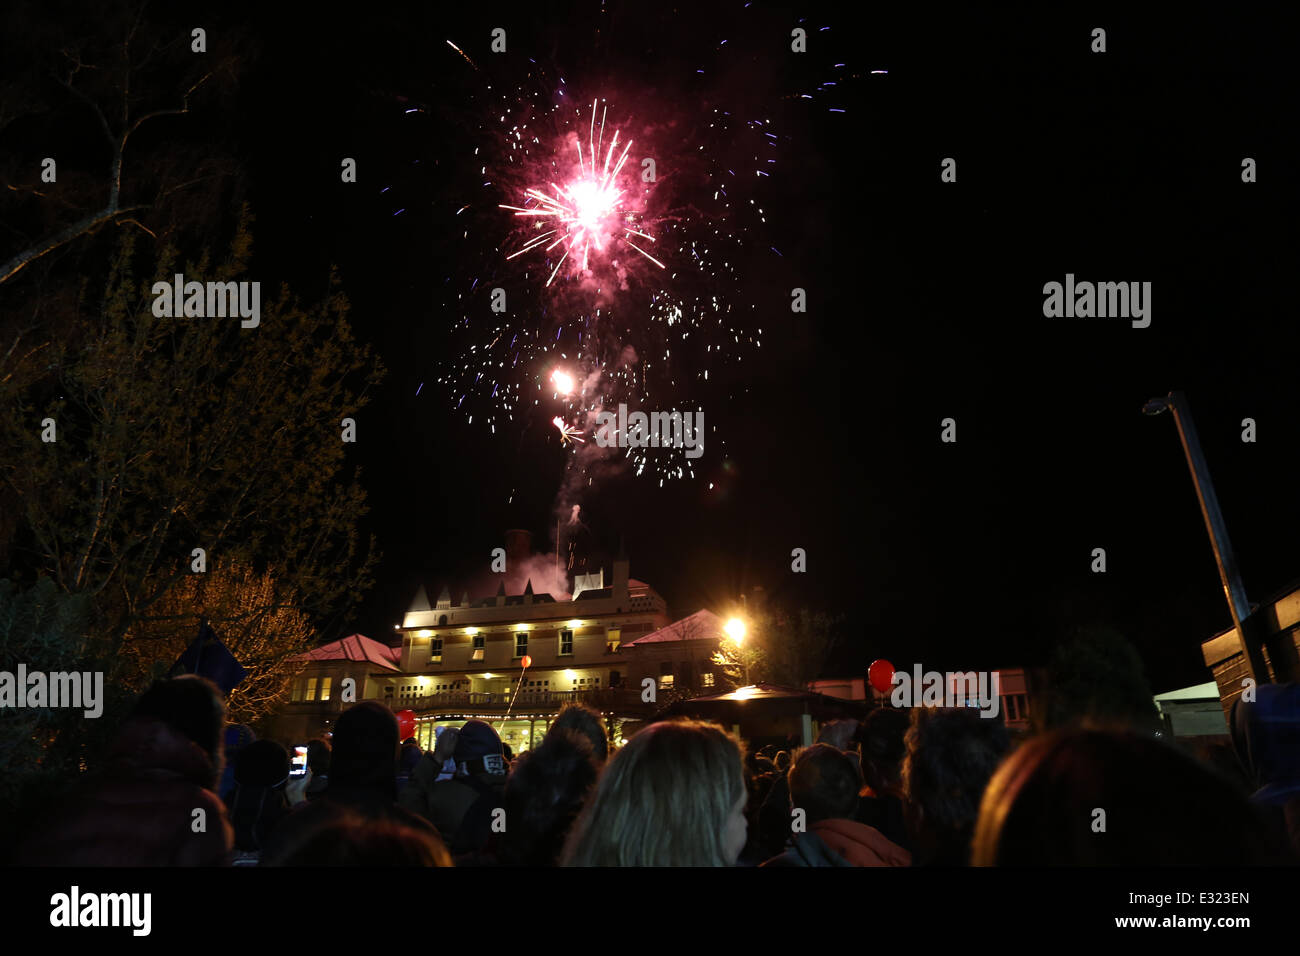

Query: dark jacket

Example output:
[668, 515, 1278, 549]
[425, 774, 506, 855]
[261, 782, 443, 864]
[398, 751, 505, 853]
[854, 789, 911, 851]
[20, 717, 233, 866]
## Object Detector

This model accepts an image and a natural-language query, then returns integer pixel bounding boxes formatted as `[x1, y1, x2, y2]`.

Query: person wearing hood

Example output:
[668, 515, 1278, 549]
[762, 744, 910, 867]
[396, 737, 422, 795]
[404, 719, 508, 856]
[18, 675, 234, 866]
[226, 739, 293, 865]
[1230, 682, 1300, 856]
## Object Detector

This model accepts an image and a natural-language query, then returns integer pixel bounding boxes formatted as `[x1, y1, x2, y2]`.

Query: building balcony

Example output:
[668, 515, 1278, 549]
[389, 687, 649, 716]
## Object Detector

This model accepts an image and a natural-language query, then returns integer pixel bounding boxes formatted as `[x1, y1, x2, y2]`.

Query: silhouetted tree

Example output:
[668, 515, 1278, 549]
[1045, 625, 1160, 732]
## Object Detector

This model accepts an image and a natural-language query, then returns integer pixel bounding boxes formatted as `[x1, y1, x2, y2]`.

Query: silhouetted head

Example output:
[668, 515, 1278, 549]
[550, 703, 609, 763]
[266, 811, 452, 866]
[973, 728, 1282, 865]
[788, 743, 861, 825]
[857, 707, 910, 793]
[235, 740, 290, 789]
[903, 707, 1010, 864]
[330, 702, 400, 799]
[500, 729, 602, 865]
[131, 675, 226, 768]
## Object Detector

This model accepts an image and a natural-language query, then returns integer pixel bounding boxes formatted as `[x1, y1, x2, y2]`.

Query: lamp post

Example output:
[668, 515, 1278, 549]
[1143, 391, 1269, 683]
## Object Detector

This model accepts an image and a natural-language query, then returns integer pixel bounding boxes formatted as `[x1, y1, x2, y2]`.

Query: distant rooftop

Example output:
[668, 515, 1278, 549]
[1154, 681, 1221, 702]
[295, 633, 400, 671]
[625, 609, 724, 646]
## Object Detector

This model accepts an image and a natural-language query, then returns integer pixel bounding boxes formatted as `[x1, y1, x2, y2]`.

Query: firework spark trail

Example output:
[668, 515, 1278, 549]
[445, 39, 478, 71]
[499, 100, 664, 285]
[552, 416, 586, 444]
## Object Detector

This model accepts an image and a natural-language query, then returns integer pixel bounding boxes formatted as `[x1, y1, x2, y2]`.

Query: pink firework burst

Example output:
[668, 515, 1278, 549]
[501, 99, 665, 286]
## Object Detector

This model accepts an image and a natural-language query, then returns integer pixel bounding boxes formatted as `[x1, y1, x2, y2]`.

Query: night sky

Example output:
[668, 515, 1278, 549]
[9, 3, 1299, 692]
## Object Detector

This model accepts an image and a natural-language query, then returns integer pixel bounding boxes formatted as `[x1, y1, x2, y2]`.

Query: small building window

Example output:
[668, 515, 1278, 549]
[514, 632, 528, 659]
[319, 677, 332, 702]
[471, 634, 485, 662]
[430, 637, 443, 663]
[659, 661, 674, 688]
[305, 677, 318, 701]
[559, 629, 574, 656]
[606, 627, 621, 653]
[702, 672, 715, 688]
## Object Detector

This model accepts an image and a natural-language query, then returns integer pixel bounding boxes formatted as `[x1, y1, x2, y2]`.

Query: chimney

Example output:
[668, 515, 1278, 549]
[505, 529, 532, 565]
[504, 529, 532, 594]
[613, 555, 629, 603]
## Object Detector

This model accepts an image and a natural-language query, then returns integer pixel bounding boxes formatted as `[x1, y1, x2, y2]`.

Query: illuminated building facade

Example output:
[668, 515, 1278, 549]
[272, 549, 682, 752]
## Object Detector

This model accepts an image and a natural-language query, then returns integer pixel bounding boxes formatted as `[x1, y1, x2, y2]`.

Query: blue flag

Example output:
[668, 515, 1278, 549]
[170, 622, 248, 695]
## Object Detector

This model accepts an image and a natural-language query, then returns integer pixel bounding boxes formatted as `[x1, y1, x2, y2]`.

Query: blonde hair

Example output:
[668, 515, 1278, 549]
[561, 719, 745, 866]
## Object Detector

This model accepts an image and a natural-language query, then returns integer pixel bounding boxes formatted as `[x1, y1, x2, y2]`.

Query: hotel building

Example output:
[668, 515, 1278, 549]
[268, 537, 731, 752]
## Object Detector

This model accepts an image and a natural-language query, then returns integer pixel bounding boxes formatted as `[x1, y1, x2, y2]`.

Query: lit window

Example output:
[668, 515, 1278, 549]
[471, 634, 485, 662]
[606, 627, 621, 653]
[514, 632, 528, 659]
[320, 677, 332, 702]
[659, 661, 674, 688]
[702, 672, 715, 687]
[305, 677, 318, 701]
[559, 629, 574, 656]
[430, 638, 443, 663]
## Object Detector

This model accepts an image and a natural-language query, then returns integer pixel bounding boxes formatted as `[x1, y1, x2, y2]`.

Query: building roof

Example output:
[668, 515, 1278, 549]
[1154, 681, 1221, 702]
[660, 683, 871, 721]
[685, 683, 815, 702]
[624, 608, 724, 646]
[295, 634, 400, 670]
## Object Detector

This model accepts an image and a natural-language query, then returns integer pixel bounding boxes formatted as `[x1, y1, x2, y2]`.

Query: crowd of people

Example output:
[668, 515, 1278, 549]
[11, 674, 1300, 866]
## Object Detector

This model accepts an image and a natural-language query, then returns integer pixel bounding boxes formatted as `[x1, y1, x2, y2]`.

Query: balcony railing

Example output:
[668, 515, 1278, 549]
[390, 687, 645, 714]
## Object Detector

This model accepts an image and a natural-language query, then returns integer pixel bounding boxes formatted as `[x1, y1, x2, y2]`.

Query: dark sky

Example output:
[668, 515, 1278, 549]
[11, 3, 1299, 692]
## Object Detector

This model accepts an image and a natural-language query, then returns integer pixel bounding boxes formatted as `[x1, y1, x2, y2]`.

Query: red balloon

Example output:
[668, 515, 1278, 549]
[396, 709, 416, 740]
[868, 659, 896, 694]
[520, 655, 532, 669]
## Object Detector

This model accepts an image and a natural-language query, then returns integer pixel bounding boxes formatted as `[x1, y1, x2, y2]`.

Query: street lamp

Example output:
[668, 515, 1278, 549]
[724, 617, 750, 685]
[1143, 390, 1269, 682]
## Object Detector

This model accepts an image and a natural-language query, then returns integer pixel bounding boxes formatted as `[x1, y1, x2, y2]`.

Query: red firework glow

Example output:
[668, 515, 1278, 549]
[501, 100, 665, 285]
